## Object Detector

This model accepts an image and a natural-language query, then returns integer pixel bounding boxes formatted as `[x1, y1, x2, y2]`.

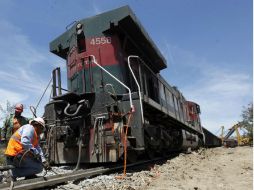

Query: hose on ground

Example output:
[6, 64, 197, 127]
[74, 122, 85, 171]
[74, 137, 82, 171]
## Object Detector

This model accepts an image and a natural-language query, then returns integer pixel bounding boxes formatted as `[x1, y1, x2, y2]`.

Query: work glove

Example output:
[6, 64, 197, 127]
[27, 149, 41, 161]
[34, 154, 41, 161]
[42, 161, 51, 170]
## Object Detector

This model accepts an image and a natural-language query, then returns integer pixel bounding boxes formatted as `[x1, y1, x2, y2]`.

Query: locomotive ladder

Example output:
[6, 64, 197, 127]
[93, 116, 105, 157]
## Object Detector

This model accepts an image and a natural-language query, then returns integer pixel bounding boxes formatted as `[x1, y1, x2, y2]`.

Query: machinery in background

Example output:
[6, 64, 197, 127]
[222, 124, 250, 147]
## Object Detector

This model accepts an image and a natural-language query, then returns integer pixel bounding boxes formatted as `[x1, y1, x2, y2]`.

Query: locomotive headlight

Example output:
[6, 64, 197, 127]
[76, 23, 82, 29]
[76, 23, 83, 35]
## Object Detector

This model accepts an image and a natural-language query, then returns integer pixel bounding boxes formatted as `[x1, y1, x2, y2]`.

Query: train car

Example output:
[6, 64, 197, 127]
[44, 6, 207, 164]
[202, 127, 222, 147]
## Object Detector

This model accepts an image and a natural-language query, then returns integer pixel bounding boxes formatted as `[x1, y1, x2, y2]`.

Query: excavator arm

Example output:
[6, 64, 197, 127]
[223, 124, 250, 146]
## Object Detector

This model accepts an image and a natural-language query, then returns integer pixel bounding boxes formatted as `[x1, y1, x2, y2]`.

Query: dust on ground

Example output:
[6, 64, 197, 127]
[145, 146, 253, 190]
[0, 145, 252, 190]
[53, 146, 252, 190]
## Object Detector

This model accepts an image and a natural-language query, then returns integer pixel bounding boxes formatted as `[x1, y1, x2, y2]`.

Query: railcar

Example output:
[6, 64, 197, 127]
[202, 127, 222, 147]
[43, 6, 214, 164]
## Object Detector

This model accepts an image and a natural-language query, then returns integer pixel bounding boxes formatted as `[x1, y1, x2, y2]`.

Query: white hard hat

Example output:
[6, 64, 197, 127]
[30, 117, 45, 128]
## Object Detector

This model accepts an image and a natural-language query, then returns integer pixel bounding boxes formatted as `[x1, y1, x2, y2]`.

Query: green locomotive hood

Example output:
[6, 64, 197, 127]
[49, 5, 167, 71]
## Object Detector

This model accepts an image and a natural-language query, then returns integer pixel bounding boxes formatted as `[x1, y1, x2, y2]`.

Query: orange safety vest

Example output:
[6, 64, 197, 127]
[5, 126, 38, 156]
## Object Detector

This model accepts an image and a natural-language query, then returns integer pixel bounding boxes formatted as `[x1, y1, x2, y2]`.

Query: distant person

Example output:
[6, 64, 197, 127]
[5, 117, 50, 180]
[1, 103, 30, 142]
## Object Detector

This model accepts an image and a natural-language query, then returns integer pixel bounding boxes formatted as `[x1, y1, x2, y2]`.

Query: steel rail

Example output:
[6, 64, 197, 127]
[0, 166, 109, 190]
[0, 157, 167, 190]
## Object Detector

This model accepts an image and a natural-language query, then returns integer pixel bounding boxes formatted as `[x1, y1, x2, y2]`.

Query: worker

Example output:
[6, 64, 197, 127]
[1, 103, 30, 142]
[5, 117, 50, 180]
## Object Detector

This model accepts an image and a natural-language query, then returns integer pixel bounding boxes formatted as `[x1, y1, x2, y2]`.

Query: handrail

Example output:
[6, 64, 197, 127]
[127, 55, 144, 124]
[89, 55, 134, 112]
[137, 57, 179, 98]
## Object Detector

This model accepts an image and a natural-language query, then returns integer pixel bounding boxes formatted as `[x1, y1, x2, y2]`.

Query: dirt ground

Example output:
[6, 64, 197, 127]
[145, 146, 253, 190]
[0, 145, 252, 190]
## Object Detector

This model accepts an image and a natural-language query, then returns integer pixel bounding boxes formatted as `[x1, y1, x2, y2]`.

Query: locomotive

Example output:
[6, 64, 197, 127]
[43, 6, 212, 165]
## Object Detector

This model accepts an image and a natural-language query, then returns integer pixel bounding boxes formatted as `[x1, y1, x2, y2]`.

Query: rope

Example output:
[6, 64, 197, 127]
[116, 112, 133, 179]
[123, 113, 132, 176]
[214, 128, 221, 135]
[73, 126, 84, 171]
[35, 76, 53, 110]
[17, 150, 31, 167]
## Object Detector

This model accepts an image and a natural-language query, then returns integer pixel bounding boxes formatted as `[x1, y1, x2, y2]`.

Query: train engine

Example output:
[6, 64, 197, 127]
[43, 6, 205, 164]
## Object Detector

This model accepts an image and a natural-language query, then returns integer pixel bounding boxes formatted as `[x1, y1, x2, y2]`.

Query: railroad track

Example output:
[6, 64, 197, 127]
[0, 157, 171, 190]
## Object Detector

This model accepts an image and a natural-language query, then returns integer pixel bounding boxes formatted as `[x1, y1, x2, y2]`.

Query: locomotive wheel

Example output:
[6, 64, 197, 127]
[198, 138, 204, 147]
[127, 150, 138, 163]
[146, 147, 155, 159]
[144, 127, 156, 159]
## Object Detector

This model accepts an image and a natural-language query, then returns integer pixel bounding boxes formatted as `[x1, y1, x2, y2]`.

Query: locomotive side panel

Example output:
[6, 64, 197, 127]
[66, 34, 127, 94]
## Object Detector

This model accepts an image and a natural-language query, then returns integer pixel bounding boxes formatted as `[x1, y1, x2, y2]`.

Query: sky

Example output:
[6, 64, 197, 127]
[0, 0, 252, 134]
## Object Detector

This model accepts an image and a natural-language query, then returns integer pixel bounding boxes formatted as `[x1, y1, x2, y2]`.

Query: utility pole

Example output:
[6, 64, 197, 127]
[220, 126, 224, 144]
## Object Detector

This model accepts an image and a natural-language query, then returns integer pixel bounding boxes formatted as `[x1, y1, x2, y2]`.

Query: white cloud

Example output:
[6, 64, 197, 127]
[0, 19, 47, 87]
[0, 19, 59, 117]
[0, 70, 44, 92]
[92, 2, 102, 15]
[184, 67, 252, 134]
[0, 20, 46, 66]
[160, 42, 252, 134]
[160, 42, 177, 73]
[0, 88, 27, 105]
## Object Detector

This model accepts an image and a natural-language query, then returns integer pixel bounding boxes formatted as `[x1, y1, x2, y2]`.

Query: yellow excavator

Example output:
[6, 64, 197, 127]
[221, 124, 250, 147]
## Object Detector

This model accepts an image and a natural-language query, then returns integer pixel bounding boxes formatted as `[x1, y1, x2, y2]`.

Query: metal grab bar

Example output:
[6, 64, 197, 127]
[64, 99, 86, 116]
[127, 55, 144, 124]
[89, 55, 134, 112]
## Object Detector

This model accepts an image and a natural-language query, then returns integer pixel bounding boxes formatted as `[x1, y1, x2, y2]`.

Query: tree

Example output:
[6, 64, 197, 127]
[239, 102, 253, 141]
[0, 101, 15, 124]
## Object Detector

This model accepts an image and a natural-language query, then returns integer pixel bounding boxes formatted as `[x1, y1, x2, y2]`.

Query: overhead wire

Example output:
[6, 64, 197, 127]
[214, 127, 223, 135]
[35, 76, 53, 110]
